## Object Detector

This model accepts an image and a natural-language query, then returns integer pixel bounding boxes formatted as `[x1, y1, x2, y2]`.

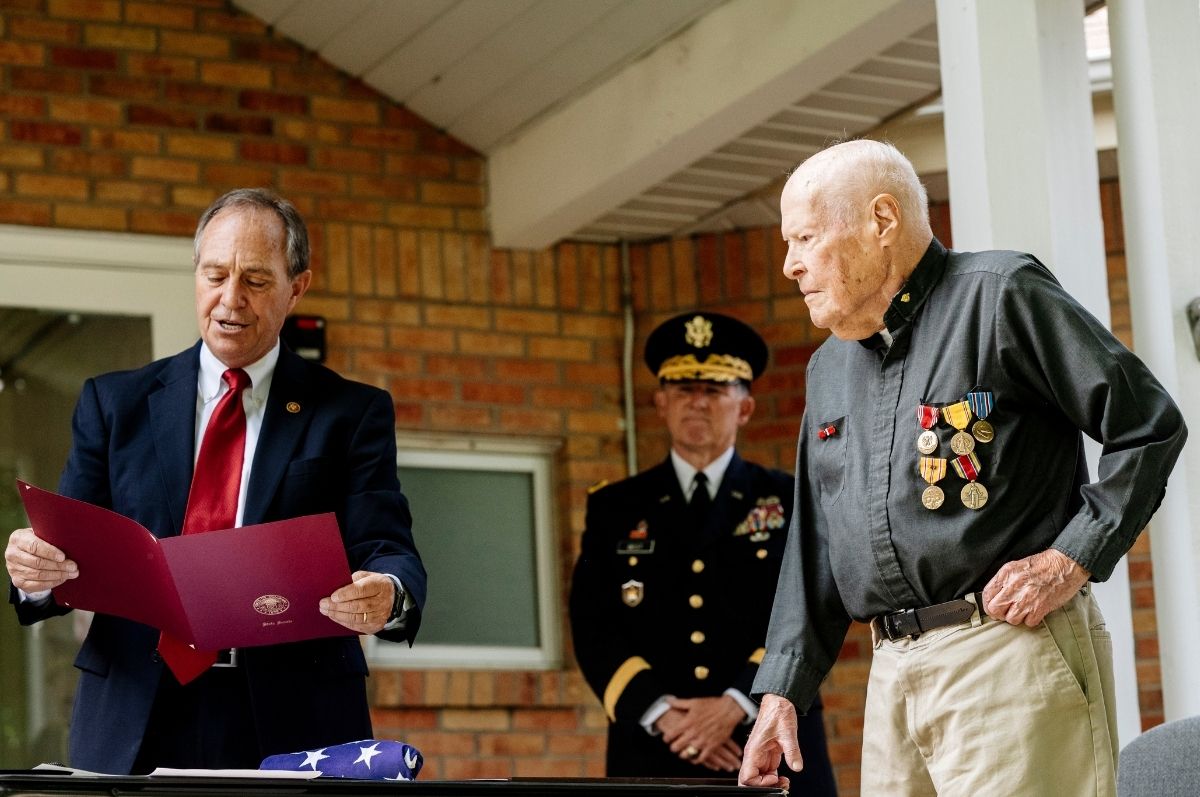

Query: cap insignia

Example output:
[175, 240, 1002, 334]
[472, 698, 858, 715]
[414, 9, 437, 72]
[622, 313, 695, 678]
[684, 315, 713, 348]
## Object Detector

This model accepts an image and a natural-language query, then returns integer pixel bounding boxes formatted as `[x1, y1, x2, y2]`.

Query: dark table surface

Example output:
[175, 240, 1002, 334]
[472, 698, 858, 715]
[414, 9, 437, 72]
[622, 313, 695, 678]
[0, 773, 786, 796]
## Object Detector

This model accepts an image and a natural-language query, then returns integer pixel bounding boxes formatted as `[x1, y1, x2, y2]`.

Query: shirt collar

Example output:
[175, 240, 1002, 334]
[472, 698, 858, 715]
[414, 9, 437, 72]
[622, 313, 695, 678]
[198, 341, 280, 404]
[858, 237, 949, 351]
[884, 237, 949, 330]
[669, 446, 736, 497]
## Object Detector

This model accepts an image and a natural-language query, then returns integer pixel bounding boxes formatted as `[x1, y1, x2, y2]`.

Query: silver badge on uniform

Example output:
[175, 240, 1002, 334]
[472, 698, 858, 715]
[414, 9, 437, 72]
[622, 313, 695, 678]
[621, 580, 644, 607]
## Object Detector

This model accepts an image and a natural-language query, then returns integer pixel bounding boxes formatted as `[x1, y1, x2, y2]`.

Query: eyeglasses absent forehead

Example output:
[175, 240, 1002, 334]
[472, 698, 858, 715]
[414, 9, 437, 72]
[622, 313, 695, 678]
[662, 381, 746, 397]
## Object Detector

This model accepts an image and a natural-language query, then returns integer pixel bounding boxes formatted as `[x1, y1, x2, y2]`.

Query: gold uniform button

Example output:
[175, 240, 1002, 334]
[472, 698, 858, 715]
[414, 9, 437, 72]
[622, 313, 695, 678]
[694, 666, 710, 680]
[692, 559, 705, 573]
[628, 556, 638, 566]
[756, 549, 768, 560]
[689, 594, 703, 609]
[690, 631, 705, 644]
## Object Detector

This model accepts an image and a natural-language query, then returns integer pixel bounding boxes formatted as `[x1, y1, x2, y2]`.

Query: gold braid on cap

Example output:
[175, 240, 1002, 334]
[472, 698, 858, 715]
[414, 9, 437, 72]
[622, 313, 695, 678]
[657, 353, 752, 383]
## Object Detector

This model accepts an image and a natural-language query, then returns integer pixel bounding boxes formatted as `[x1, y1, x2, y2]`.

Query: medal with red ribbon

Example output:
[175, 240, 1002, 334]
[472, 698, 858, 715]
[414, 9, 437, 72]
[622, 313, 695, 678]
[951, 451, 988, 509]
[916, 404, 939, 453]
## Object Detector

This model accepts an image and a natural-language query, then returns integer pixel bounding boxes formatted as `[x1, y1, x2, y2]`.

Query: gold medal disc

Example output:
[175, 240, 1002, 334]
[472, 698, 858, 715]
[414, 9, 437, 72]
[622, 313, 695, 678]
[950, 431, 976, 456]
[921, 484, 945, 510]
[972, 419, 994, 443]
[961, 481, 989, 510]
[917, 430, 939, 454]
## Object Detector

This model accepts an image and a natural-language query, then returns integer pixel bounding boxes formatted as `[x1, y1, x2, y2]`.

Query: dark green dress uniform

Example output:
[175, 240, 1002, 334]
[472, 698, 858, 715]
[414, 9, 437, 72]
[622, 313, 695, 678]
[568, 312, 836, 792]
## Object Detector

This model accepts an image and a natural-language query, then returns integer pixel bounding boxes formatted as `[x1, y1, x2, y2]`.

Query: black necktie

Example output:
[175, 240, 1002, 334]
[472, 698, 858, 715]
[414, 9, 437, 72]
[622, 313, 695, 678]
[690, 472, 712, 523]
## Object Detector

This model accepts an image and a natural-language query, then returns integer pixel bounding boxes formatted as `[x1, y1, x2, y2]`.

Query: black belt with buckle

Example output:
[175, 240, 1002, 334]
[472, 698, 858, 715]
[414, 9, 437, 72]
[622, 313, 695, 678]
[212, 648, 238, 668]
[873, 593, 983, 641]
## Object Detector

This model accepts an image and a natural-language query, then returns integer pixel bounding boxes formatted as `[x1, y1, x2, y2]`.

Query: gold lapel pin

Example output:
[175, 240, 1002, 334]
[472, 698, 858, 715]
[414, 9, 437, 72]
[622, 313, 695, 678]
[286, 401, 301, 414]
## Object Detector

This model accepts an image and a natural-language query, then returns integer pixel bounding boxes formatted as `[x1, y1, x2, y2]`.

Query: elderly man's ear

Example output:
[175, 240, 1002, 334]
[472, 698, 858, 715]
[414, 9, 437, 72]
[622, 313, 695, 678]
[870, 193, 901, 243]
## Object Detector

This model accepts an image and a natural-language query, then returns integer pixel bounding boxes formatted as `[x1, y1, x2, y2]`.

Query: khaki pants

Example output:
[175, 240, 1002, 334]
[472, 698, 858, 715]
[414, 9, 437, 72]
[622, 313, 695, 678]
[860, 589, 1117, 796]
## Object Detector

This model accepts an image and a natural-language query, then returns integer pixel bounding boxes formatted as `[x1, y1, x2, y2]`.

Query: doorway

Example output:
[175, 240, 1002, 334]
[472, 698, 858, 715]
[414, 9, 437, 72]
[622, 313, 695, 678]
[0, 309, 153, 766]
[0, 224, 195, 767]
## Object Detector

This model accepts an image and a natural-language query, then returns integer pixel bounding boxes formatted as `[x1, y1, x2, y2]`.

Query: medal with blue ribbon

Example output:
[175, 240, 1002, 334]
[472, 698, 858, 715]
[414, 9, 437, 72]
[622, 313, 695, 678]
[967, 390, 995, 443]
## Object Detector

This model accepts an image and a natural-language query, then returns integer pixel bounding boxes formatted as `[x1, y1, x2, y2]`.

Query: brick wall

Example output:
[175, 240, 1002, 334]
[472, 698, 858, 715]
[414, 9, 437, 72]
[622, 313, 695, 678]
[0, 0, 1161, 792]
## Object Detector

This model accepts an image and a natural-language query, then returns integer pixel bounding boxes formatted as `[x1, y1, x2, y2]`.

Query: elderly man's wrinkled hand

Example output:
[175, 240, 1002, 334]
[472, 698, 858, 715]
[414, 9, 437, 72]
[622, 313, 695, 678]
[982, 548, 1090, 627]
[738, 693, 801, 790]
[5, 528, 77, 593]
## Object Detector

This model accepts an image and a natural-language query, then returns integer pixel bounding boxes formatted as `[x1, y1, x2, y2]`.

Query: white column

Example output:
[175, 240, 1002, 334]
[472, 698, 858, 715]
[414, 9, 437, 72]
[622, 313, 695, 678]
[1107, 0, 1200, 723]
[935, 0, 1142, 742]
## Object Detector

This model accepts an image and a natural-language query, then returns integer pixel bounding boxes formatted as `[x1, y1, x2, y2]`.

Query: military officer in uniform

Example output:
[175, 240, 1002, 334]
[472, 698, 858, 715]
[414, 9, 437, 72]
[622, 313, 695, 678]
[569, 312, 836, 792]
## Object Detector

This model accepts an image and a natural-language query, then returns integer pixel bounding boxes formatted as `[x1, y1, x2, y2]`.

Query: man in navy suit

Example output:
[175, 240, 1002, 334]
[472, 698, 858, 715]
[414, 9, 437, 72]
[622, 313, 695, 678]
[569, 312, 836, 793]
[5, 189, 426, 774]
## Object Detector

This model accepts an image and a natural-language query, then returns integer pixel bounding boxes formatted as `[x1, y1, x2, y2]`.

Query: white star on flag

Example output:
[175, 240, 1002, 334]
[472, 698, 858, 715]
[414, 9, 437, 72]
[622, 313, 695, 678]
[354, 742, 382, 768]
[299, 749, 329, 770]
[260, 738, 423, 780]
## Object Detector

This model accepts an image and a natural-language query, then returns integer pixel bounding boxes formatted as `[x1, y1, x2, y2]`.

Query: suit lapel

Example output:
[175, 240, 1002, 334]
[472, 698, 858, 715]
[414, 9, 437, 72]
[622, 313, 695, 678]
[651, 456, 684, 507]
[243, 347, 314, 525]
[687, 451, 752, 546]
[711, 452, 752, 540]
[148, 343, 202, 538]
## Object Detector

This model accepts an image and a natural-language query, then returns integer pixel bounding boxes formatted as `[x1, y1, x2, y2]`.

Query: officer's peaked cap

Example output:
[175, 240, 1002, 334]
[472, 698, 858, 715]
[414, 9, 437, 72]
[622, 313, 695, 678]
[644, 311, 768, 385]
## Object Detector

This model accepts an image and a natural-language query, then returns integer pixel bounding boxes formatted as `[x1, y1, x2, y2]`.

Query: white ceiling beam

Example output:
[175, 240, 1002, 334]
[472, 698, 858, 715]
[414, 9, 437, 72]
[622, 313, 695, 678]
[488, 0, 936, 249]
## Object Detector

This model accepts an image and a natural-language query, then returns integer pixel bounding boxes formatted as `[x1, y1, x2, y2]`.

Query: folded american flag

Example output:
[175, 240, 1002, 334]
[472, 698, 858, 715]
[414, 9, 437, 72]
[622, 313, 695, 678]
[260, 739, 423, 781]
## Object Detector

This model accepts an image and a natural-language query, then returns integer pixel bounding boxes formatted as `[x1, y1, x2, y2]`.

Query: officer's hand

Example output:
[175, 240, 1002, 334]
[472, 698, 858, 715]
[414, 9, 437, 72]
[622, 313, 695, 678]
[657, 706, 742, 772]
[5, 529, 78, 592]
[655, 695, 744, 772]
[982, 548, 1090, 627]
[702, 739, 744, 773]
[655, 706, 688, 741]
[738, 693, 801, 790]
[320, 570, 394, 634]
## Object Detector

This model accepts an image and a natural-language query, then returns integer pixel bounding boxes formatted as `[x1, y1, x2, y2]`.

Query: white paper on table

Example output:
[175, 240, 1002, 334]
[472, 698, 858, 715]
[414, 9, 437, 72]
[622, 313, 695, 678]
[150, 768, 320, 779]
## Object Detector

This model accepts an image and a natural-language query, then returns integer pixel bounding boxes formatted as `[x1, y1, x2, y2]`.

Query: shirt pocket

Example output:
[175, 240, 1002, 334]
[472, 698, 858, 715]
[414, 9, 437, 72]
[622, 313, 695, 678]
[811, 415, 848, 505]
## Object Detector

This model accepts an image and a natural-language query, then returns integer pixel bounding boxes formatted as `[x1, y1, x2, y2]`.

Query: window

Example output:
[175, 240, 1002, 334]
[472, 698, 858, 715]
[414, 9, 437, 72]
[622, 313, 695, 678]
[366, 433, 561, 669]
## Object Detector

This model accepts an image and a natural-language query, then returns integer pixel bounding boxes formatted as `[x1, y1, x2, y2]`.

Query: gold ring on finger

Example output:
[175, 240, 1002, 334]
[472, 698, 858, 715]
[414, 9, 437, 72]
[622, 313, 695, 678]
[683, 745, 699, 759]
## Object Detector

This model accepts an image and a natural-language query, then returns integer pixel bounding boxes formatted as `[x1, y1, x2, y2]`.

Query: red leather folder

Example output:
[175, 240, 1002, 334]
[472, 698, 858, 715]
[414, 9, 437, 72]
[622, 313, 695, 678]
[17, 480, 355, 649]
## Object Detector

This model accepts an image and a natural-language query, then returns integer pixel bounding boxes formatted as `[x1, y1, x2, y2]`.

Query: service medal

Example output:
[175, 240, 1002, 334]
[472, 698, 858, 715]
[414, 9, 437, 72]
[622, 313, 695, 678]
[967, 390, 995, 443]
[921, 485, 945, 510]
[918, 456, 947, 511]
[950, 431, 975, 456]
[917, 430, 938, 454]
[961, 481, 989, 510]
[951, 451, 982, 481]
[942, 400, 973, 431]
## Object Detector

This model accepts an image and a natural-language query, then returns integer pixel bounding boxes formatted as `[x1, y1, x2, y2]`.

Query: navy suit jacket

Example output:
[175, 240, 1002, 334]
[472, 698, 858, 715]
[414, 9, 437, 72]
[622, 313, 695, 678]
[11, 342, 426, 774]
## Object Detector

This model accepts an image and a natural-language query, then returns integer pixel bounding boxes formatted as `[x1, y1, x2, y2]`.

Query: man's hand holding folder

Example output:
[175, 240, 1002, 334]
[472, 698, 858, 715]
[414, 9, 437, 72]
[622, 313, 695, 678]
[10, 480, 357, 650]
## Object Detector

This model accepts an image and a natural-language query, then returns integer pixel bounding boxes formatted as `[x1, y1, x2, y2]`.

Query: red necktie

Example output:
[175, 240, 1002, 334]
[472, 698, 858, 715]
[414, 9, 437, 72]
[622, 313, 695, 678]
[158, 368, 251, 684]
